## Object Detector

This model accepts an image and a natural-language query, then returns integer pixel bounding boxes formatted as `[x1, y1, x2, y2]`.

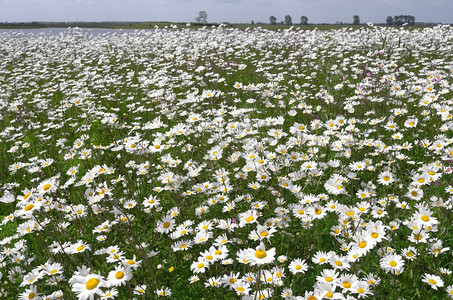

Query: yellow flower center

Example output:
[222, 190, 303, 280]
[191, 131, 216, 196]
[371, 232, 378, 239]
[389, 260, 397, 267]
[359, 241, 367, 248]
[326, 276, 333, 282]
[421, 215, 430, 222]
[358, 288, 365, 293]
[28, 293, 36, 299]
[86, 278, 100, 290]
[255, 249, 267, 259]
[115, 271, 124, 279]
[246, 216, 254, 222]
[295, 265, 301, 270]
[163, 222, 170, 228]
[24, 204, 34, 211]
[428, 279, 437, 285]
[126, 260, 135, 265]
[43, 184, 52, 191]
[197, 263, 204, 269]
[260, 231, 269, 237]
[343, 282, 351, 288]
[206, 255, 213, 260]
[237, 287, 245, 292]
[335, 260, 343, 266]
[76, 245, 84, 252]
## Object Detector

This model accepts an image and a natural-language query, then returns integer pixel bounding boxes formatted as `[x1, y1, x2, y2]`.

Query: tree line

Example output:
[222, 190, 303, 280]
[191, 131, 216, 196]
[268, 15, 416, 26]
[269, 15, 308, 25]
[194, 11, 416, 26]
[386, 15, 416, 26]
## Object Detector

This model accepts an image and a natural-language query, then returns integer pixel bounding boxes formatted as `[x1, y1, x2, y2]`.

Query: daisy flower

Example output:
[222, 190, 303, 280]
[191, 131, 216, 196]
[377, 171, 395, 186]
[380, 253, 405, 274]
[243, 242, 276, 266]
[100, 288, 118, 299]
[133, 285, 147, 295]
[353, 281, 373, 298]
[364, 273, 381, 286]
[107, 266, 132, 286]
[281, 288, 293, 298]
[288, 258, 308, 274]
[312, 251, 332, 265]
[446, 285, 453, 298]
[228, 279, 250, 296]
[413, 208, 438, 228]
[37, 178, 57, 195]
[21, 269, 43, 286]
[239, 209, 260, 227]
[18, 285, 40, 300]
[172, 240, 193, 252]
[69, 240, 91, 254]
[212, 245, 229, 260]
[277, 255, 288, 263]
[188, 275, 200, 284]
[199, 249, 217, 264]
[401, 246, 418, 261]
[422, 273, 444, 290]
[316, 268, 339, 285]
[338, 273, 359, 292]
[156, 215, 175, 234]
[43, 262, 63, 276]
[205, 276, 223, 288]
[329, 254, 350, 271]
[190, 258, 209, 274]
[71, 273, 106, 300]
[156, 287, 172, 297]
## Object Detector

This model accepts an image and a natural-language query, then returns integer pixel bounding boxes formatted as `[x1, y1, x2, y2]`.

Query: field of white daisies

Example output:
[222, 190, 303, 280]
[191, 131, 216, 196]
[1, 24, 453, 299]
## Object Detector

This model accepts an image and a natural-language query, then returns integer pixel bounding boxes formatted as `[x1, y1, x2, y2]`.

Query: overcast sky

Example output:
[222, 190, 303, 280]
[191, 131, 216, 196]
[1, 0, 452, 24]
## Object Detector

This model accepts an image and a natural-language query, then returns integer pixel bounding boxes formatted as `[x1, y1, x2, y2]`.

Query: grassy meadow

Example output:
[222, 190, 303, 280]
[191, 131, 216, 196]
[0, 24, 453, 299]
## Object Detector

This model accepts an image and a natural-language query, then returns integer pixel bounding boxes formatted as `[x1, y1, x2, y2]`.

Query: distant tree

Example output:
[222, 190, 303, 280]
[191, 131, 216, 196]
[393, 15, 401, 25]
[353, 15, 360, 25]
[300, 16, 308, 25]
[386, 16, 393, 25]
[393, 15, 415, 26]
[285, 15, 292, 25]
[195, 11, 208, 24]
[251, 20, 255, 25]
[270, 16, 277, 25]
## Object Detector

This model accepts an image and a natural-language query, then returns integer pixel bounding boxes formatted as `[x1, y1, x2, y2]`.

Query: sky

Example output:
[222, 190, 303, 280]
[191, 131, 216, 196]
[0, 0, 452, 24]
